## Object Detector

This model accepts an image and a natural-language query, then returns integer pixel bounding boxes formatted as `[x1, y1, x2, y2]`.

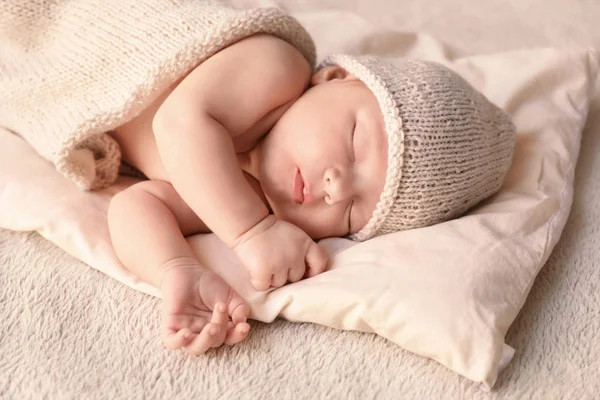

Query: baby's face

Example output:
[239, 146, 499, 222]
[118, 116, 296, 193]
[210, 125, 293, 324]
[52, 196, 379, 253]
[255, 66, 388, 239]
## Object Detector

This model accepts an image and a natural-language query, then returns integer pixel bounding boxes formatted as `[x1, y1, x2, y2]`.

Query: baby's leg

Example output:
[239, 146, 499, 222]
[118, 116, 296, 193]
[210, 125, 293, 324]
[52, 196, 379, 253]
[108, 180, 250, 354]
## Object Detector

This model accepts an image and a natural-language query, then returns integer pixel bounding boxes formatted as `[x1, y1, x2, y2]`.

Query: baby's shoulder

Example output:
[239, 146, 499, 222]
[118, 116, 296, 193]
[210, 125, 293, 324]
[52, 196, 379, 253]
[169, 34, 311, 136]
[199, 33, 311, 100]
[214, 34, 312, 107]
[223, 33, 312, 86]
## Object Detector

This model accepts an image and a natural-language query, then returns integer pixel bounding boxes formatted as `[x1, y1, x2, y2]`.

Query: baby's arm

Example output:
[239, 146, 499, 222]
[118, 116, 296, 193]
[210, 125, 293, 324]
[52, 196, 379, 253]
[153, 36, 327, 290]
[153, 105, 269, 247]
[108, 179, 251, 354]
[153, 37, 307, 245]
[108, 180, 208, 288]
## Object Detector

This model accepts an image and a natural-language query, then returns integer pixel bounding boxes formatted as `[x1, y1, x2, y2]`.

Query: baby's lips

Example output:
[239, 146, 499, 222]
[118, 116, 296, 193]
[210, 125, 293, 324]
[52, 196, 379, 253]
[302, 178, 312, 203]
[292, 167, 305, 204]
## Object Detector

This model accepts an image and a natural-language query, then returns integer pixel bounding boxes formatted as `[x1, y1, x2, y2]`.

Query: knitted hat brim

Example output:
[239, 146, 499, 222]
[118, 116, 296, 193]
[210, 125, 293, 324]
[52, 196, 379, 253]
[318, 54, 405, 241]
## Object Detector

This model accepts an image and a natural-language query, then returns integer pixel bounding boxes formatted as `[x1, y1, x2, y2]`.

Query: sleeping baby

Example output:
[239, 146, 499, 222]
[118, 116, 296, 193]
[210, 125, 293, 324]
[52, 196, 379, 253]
[1, 0, 515, 355]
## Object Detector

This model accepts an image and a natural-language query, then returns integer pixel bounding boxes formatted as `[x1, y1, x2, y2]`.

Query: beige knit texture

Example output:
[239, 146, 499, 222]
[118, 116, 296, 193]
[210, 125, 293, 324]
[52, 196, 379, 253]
[321, 55, 516, 241]
[0, 0, 316, 190]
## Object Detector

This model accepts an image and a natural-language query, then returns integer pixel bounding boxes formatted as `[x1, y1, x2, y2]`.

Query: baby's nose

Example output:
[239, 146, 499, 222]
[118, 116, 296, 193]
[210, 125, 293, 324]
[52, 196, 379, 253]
[323, 167, 351, 205]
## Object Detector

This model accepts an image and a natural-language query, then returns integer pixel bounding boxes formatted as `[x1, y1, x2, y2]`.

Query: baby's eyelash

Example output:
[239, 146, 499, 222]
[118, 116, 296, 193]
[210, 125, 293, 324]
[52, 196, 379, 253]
[347, 200, 354, 232]
[349, 122, 356, 162]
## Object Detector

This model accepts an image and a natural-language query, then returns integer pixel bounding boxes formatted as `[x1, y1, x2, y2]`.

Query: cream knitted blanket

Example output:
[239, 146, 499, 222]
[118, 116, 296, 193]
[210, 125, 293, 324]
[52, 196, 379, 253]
[0, 0, 315, 190]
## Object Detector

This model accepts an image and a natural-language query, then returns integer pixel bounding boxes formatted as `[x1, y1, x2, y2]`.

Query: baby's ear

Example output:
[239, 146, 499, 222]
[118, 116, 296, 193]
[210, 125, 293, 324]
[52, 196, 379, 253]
[311, 65, 355, 85]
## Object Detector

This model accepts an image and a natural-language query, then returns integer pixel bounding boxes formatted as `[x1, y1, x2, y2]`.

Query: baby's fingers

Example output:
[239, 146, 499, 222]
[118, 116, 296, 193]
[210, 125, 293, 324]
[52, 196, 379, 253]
[228, 297, 249, 325]
[164, 328, 193, 350]
[304, 242, 328, 278]
[186, 321, 231, 355]
[250, 271, 272, 292]
[271, 270, 288, 288]
[288, 262, 306, 283]
[185, 305, 228, 355]
[185, 324, 219, 355]
[211, 303, 229, 325]
[224, 322, 251, 346]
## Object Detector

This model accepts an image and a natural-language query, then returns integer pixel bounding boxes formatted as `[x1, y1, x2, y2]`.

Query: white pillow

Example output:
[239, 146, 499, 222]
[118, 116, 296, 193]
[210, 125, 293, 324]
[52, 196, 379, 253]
[0, 34, 597, 389]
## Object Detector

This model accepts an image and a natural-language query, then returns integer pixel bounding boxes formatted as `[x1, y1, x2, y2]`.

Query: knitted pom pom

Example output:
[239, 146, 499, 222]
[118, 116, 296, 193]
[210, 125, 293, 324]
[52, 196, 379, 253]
[56, 148, 97, 191]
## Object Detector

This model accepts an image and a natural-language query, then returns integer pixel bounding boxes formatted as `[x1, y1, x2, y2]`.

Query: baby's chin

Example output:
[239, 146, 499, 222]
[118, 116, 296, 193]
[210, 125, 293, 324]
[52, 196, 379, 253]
[265, 201, 310, 235]
[262, 188, 295, 221]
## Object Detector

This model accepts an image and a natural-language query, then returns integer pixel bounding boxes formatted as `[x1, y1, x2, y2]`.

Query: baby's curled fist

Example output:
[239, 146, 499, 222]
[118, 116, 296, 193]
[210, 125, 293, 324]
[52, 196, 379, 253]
[232, 215, 328, 290]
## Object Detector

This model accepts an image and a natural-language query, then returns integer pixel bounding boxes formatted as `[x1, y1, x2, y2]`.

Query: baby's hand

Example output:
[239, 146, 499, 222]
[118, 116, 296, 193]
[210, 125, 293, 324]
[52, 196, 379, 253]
[232, 215, 328, 291]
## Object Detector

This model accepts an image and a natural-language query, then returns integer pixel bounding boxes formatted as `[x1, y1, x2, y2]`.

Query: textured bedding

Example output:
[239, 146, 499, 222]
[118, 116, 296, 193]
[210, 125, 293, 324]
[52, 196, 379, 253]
[1, 0, 600, 398]
[0, 0, 315, 190]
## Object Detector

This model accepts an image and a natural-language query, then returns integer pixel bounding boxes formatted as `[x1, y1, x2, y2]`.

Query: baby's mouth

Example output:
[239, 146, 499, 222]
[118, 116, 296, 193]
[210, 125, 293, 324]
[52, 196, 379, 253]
[292, 167, 305, 204]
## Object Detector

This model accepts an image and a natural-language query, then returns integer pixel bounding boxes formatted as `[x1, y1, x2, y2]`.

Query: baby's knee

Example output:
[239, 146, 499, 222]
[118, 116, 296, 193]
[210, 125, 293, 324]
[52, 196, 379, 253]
[107, 184, 146, 227]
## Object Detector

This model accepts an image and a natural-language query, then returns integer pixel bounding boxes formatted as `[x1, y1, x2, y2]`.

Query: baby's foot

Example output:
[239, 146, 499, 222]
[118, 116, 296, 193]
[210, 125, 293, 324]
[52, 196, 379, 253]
[160, 257, 250, 355]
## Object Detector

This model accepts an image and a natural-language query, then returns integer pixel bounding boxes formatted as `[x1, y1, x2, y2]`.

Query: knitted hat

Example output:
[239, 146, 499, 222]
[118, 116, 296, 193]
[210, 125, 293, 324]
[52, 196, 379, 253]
[318, 54, 515, 241]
